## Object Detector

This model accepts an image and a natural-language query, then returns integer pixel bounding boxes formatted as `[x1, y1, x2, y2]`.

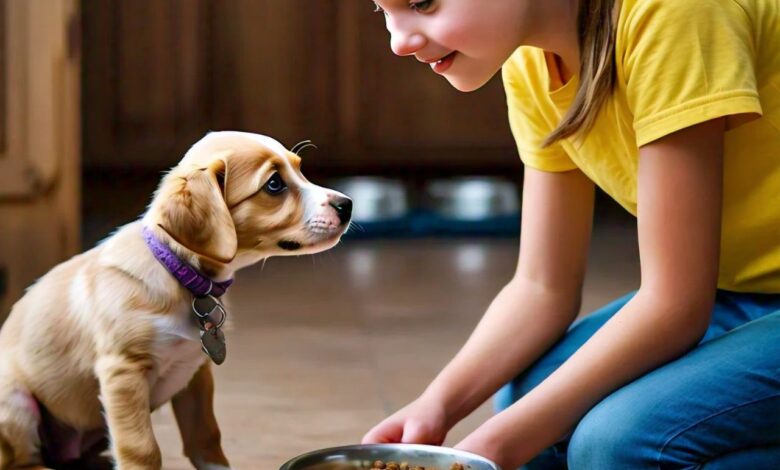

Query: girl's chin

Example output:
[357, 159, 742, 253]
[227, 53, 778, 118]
[445, 73, 495, 93]
[440, 63, 498, 92]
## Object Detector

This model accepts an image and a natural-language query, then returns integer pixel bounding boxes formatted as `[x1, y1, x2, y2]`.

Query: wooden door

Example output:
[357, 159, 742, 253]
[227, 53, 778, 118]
[0, 0, 81, 319]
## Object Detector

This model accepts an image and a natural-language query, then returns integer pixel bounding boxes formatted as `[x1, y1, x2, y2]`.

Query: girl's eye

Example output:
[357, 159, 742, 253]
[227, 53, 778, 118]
[264, 173, 287, 195]
[409, 0, 433, 11]
[374, 1, 433, 14]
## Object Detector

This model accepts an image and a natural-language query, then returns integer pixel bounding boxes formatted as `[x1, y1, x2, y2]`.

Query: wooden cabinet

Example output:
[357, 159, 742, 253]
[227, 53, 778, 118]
[0, 0, 81, 318]
[83, 0, 519, 176]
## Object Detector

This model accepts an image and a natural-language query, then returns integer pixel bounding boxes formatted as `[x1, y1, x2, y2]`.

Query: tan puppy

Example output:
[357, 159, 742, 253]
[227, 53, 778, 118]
[0, 131, 352, 470]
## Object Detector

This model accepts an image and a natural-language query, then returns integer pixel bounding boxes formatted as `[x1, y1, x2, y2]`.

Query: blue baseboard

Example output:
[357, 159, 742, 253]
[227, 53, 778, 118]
[344, 210, 519, 239]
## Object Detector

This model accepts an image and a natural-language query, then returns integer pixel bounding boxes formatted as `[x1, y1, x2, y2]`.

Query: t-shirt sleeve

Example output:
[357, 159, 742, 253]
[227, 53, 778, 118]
[502, 52, 578, 172]
[621, 0, 763, 147]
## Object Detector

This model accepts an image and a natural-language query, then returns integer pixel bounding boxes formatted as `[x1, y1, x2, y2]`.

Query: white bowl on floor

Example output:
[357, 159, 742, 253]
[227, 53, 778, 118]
[426, 177, 519, 221]
[328, 177, 409, 223]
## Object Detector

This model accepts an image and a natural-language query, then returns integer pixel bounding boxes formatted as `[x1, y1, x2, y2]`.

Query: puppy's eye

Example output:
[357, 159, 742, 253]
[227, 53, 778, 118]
[264, 173, 287, 195]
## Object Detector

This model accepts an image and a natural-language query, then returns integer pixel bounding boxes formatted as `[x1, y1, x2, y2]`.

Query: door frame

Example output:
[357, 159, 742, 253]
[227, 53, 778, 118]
[0, 0, 80, 200]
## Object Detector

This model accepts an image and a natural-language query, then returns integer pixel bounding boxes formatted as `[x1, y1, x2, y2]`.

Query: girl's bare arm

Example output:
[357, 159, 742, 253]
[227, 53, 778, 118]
[423, 165, 596, 428]
[457, 118, 726, 468]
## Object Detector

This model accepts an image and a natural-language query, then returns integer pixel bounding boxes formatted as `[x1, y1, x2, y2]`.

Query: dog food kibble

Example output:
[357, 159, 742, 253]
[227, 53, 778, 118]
[367, 461, 464, 470]
[370, 461, 417, 470]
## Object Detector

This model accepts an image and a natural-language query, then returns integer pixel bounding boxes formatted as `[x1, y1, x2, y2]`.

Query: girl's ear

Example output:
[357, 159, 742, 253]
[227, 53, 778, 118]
[152, 157, 237, 264]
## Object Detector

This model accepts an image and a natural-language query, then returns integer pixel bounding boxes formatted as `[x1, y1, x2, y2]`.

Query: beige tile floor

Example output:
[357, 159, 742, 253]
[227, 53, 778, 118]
[149, 214, 640, 469]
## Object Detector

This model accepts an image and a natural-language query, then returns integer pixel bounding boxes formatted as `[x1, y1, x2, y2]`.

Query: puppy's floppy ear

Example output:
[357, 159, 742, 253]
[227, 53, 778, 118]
[154, 154, 237, 263]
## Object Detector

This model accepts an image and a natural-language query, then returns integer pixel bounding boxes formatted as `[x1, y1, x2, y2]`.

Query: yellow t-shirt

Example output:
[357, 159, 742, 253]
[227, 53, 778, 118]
[503, 0, 780, 293]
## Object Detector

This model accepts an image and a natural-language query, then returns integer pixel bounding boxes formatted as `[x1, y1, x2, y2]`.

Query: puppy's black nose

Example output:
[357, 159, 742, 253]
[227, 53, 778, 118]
[330, 196, 353, 224]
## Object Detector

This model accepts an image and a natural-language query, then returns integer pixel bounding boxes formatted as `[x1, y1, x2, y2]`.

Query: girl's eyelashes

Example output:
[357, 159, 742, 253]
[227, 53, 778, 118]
[373, 0, 434, 14]
[409, 0, 434, 11]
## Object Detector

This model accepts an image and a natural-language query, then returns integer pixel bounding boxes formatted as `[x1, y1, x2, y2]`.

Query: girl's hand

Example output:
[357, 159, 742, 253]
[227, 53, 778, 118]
[455, 431, 511, 470]
[361, 394, 450, 445]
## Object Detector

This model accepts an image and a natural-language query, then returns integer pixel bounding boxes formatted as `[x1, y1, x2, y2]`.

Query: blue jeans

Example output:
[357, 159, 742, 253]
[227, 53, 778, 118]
[494, 290, 780, 469]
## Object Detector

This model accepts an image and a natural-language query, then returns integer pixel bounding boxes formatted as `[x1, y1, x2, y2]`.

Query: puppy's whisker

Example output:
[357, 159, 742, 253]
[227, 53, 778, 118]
[291, 139, 318, 156]
[291, 139, 311, 154]
[347, 221, 366, 234]
[295, 142, 318, 155]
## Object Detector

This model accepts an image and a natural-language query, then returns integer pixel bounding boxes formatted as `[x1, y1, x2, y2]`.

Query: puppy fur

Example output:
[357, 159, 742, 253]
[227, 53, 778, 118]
[0, 132, 351, 469]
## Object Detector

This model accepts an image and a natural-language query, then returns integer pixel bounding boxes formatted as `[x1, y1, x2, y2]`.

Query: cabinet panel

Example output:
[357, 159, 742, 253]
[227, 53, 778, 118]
[210, 0, 339, 149]
[83, 0, 212, 168]
[355, 4, 513, 147]
[332, 1, 516, 173]
[84, 0, 341, 170]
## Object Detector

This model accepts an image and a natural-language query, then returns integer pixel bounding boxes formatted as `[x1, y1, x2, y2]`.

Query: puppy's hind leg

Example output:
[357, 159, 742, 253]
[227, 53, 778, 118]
[0, 376, 52, 470]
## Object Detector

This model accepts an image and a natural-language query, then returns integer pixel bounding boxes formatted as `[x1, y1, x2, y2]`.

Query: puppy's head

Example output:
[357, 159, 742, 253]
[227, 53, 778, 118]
[145, 131, 352, 271]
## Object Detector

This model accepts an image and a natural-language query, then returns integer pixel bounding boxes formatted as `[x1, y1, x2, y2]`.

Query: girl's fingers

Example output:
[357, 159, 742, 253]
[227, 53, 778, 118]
[362, 418, 404, 444]
[401, 420, 437, 445]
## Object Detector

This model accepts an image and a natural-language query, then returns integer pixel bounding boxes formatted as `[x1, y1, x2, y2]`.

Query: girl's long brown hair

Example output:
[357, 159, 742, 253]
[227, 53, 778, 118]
[543, 0, 619, 147]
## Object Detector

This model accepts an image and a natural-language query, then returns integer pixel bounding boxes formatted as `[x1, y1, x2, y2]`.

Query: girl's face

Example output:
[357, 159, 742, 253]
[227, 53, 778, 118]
[373, 0, 529, 92]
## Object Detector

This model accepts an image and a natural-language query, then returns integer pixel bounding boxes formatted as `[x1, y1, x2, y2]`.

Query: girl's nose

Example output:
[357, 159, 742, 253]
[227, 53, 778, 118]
[389, 29, 427, 57]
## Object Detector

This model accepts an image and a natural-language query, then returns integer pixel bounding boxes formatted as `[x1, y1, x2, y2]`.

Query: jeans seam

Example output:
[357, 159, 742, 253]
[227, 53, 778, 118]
[656, 393, 780, 469]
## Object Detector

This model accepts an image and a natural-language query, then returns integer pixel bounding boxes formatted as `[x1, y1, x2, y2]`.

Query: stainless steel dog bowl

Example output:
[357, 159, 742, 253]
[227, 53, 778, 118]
[328, 177, 409, 223]
[426, 177, 519, 221]
[280, 443, 501, 470]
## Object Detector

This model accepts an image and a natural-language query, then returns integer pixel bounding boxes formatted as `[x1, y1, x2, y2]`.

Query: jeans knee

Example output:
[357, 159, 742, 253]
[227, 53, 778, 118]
[495, 295, 636, 414]
[567, 398, 653, 469]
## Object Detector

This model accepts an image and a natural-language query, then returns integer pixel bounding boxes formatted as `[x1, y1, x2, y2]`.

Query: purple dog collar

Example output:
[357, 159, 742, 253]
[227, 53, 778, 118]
[142, 226, 233, 297]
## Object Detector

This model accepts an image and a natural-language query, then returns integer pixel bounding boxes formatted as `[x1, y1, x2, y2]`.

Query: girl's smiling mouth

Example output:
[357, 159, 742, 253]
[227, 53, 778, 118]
[423, 51, 457, 74]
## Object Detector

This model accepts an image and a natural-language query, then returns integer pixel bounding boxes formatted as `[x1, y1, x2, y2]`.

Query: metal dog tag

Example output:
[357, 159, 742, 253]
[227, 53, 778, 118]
[193, 296, 220, 321]
[192, 295, 228, 365]
[200, 327, 226, 365]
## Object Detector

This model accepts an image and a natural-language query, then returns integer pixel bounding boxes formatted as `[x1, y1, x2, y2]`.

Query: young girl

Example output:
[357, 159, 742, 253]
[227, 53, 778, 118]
[362, 0, 780, 468]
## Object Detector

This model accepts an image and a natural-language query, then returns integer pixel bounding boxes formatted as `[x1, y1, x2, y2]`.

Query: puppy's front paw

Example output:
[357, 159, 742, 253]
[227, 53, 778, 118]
[193, 459, 232, 470]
